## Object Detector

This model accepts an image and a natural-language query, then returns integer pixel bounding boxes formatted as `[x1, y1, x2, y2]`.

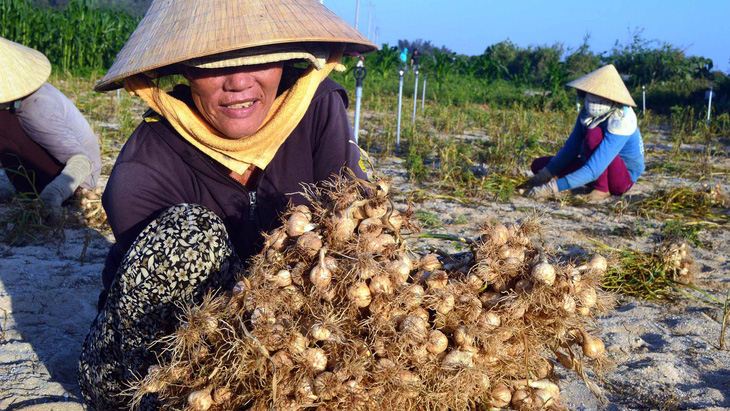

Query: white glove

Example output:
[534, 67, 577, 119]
[525, 181, 559, 198]
[39, 154, 92, 219]
[529, 167, 553, 187]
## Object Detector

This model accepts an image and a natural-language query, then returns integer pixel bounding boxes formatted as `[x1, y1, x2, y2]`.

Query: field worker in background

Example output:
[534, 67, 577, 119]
[77, 0, 376, 408]
[0, 37, 101, 219]
[400, 47, 409, 70]
[524, 64, 645, 202]
[410, 48, 421, 70]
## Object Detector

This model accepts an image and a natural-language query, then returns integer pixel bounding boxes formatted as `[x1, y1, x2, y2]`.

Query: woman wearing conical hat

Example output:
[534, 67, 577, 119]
[77, 0, 376, 408]
[524, 64, 645, 202]
[0, 37, 101, 218]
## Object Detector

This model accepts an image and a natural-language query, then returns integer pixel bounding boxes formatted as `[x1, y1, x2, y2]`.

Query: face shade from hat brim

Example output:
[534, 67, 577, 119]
[181, 43, 330, 71]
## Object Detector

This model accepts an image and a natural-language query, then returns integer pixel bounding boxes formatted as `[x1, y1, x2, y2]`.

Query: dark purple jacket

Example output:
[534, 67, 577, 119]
[100, 78, 365, 302]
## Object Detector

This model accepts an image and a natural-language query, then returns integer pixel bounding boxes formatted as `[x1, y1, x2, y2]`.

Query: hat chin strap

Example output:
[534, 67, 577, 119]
[124, 45, 344, 174]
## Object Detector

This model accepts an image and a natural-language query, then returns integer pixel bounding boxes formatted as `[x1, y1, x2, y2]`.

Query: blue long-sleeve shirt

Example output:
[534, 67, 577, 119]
[546, 110, 645, 192]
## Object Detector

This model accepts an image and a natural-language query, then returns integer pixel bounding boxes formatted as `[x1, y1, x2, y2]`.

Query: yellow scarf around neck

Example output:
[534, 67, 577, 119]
[124, 46, 344, 174]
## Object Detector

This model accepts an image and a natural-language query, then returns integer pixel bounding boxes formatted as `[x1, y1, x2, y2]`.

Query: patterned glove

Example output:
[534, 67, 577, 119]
[525, 181, 559, 198]
[529, 167, 553, 186]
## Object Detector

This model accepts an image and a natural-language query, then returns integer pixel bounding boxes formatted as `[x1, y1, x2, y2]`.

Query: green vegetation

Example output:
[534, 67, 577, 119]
[1, 0, 139, 74]
[3, 0, 728, 206]
[615, 186, 729, 224]
[661, 221, 704, 247]
[597, 241, 691, 300]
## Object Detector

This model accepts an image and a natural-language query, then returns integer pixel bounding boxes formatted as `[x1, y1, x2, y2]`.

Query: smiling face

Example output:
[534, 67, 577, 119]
[182, 62, 284, 139]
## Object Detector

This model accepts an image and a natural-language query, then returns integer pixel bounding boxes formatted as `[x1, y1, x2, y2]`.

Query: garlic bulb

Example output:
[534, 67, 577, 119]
[532, 262, 556, 285]
[309, 249, 332, 289]
[426, 330, 448, 354]
[441, 350, 474, 370]
[578, 254, 608, 272]
[287, 211, 315, 237]
[482, 224, 509, 246]
[580, 329, 605, 359]
[310, 323, 331, 341]
[331, 214, 356, 242]
[302, 347, 328, 373]
[490, 382, 512, 408]
[419, 254, 442, 271]
[399, 315, 429, 343]
[266, 269, 292, 287]
[188, 387, 214, 410]
[425, 270, 448, 289]
[364, 198, 388, 218]
[264, 227, 289, 251]
[358, 217, 383, 238]
[347, 282, 372, 307]
[382, 209, 403, 231]
[287, 332, 308, 355]
[385, 259, 411, 286]
[577, 286, 597, 308]
[297, 231, 323, 259]
[435, 292, 455, 315]
[369, 274, 394, 295]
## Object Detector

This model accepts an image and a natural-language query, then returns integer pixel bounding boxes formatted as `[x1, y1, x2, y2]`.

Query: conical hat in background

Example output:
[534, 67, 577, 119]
[96, 0, 378, 91]
[0, 37, 51, 104]
[566, 64, 636, 107]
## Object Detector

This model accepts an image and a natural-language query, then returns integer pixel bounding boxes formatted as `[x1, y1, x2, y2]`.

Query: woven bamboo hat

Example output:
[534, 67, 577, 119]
[95, 0, 378, 92]
[566, 64, 636, 107]
[0, 37, 51, 104]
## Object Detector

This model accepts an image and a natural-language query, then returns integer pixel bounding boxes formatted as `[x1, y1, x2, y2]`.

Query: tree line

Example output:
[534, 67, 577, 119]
[4, 1, 727, 114]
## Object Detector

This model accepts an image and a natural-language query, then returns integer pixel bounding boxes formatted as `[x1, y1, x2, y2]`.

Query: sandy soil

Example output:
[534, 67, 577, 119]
[1, 129, 729, 410]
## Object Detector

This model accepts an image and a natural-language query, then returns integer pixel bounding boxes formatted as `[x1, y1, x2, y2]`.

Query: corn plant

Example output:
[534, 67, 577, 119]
[1, 0, 139, 74]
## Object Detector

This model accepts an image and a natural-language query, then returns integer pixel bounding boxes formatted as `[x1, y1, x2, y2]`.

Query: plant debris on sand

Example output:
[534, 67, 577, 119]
[133, 172, 616, 410]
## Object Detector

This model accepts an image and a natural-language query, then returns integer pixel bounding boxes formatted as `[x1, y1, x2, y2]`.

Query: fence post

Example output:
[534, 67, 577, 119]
[353, 58, 367, 143]
[396, 68, 404, 153]
[412, 66, 419, 124]
[642, 85, 645, 115]
[707, 81, 714, 125]
[421, 74, 427, 112]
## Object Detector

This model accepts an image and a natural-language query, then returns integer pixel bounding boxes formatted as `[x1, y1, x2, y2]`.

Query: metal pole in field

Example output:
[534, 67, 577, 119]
[422, 74, 426, 112]
[642, 85, 645, 115]
[412, 67, 419, 124]
[353, 59, 367, 143]
[707, 81, 713, 125]
[396, 68, 404, 152]
[117, 88, 120, 105]
[354, 0, 360, 30]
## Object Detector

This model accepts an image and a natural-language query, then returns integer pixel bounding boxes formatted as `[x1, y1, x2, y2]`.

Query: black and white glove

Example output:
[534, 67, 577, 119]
[528, 167, 553, 187]
[525, 181, 559, 198]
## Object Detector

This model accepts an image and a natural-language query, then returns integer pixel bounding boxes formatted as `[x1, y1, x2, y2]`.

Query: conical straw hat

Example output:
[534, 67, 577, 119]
[96, 0, 378, 92]
[0, 37, 51, 104]
[566, 64, 636, 107]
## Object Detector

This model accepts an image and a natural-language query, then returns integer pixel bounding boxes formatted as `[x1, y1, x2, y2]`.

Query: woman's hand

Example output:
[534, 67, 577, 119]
[528, 167, 553, 187]
[525, 181, 559, 198]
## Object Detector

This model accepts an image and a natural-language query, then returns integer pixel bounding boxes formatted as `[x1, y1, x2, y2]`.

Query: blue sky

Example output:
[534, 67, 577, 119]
[322, 0, 730, 72]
